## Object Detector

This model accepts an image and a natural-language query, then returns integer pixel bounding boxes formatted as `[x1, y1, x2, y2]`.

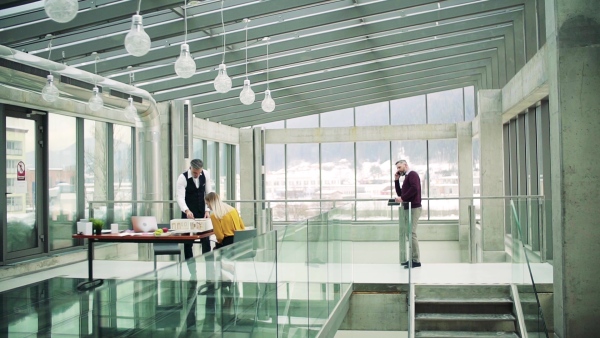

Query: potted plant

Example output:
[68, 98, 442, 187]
[90, 218, 104, 235]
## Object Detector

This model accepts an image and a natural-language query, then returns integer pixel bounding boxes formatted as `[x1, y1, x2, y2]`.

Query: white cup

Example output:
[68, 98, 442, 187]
[111, 223, 119, 234]
[84, 222, 93, 236]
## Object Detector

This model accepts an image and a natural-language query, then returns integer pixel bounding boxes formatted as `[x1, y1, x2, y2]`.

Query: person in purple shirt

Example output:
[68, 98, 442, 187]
[394, 160, 422, 268]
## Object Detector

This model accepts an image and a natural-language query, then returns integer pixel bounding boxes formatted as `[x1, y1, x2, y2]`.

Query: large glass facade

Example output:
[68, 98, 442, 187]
[263, 86, 474, 221]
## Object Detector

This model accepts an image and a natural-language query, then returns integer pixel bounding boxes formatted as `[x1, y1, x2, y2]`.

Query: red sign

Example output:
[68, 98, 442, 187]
[17, 161, 26, 181]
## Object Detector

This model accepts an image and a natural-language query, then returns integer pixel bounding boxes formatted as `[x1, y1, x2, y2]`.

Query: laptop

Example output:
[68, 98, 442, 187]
[131, 216, 159, 233]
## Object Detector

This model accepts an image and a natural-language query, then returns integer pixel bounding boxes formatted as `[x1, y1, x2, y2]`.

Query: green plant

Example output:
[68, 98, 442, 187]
[90, 218, 104, 231]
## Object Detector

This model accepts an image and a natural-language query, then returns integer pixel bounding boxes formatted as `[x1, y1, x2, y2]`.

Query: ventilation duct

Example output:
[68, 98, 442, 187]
[0, 44, 164, 214]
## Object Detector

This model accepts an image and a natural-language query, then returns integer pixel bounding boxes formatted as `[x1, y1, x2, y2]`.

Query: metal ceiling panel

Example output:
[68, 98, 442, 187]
[0, 0, 540, 128]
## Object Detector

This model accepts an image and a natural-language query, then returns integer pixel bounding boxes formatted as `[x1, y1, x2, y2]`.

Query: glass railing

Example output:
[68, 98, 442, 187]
[87, 202, 356, 337]
[510, 198, 550, 338]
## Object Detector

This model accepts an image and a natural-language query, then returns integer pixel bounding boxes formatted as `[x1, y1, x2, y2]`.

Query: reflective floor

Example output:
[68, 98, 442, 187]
[0, 239, 553, 338]
[0, 272, 344, 338]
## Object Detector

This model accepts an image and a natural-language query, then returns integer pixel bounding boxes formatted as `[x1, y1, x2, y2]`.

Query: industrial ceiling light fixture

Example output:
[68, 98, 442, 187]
[174, 0, 196, 78]
[261, 37, 275, 113]
[123, 72, 137, 120]
[44, 0, 78, 23]
[42, 37, 59, 102]
[125, 0, 151, 57]
[213, 0, 232, 93]
[88, 53, 104, 111]
[239, 18, 255, 105]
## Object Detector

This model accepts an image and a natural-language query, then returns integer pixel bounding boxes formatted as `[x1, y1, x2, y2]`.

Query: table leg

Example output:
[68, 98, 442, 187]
[77, 239, 104, 291]
[88, 238, 94, 281]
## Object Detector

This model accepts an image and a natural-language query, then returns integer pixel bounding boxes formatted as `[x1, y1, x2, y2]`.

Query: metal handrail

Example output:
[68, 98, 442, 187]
[87, 195, 545, 205]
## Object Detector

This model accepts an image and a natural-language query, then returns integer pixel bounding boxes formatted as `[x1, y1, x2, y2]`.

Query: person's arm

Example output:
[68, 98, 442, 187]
[211, 214, 224, 243]
[176, 174, 192, 217]
[394, 179, 402, 197]
[400, 172, 419, 202]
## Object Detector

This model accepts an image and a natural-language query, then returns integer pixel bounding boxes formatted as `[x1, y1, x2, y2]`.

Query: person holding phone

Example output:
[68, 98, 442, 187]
[394, 159, 422, 268]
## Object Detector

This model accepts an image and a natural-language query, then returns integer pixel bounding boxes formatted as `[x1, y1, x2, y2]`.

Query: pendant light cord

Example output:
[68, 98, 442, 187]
[221, 0, 226, 64]
[136, 0, 142, 14]
[266, 39, 269, 90]
[47, 37, 53, 60]
[93, 55, 99, 86]
[184, 0, 188, 43]
[244, 20, 248, 80]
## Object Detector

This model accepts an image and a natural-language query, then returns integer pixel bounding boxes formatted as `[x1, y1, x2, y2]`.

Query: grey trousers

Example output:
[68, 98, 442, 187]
[405, 207, 422, 262]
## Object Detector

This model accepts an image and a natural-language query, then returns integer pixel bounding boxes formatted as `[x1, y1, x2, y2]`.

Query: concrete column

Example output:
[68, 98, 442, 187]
[546, 1, 600, 336]
[457, 122, 473, 262]
[477, 89, 505, 262]
[238, 128, 256, 228]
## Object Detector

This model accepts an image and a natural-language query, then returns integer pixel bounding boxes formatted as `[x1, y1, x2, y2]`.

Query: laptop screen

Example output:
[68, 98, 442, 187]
[131, 216, 158, 233]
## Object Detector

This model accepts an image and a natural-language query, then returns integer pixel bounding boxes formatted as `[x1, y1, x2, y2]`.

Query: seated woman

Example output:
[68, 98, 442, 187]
[204, 192, 245, 249]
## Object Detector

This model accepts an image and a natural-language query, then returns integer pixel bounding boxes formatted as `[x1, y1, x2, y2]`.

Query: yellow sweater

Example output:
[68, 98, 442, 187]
[210, 209, 245, 243]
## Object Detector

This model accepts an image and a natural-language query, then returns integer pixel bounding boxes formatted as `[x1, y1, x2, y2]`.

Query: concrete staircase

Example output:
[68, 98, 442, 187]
[414, 285, 519, 338]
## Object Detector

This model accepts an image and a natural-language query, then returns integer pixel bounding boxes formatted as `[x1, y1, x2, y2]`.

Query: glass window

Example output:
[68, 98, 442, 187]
[321, 143, 355, 209]
[48, 114, 77, 250]
[113, 125, 133, 224]
[206, 141, 216, 190]
[355, 102, 389, 126]
[427, 88, 464, 124]
[356, 141, 390, 219]
[286, 115, 318, 129]
[464, 86, 475, 121]
[193, 138, 203, 160]
[219, 143, 228, 199]
[391, 95, 426, 125]
[286, 143, 319, 220]
[320, 108, 354, 127]
[428, 139, 459, 219]
[255, 121, 284, 129]
[472, 137, 481, 220]
[84, 120, 108, 222]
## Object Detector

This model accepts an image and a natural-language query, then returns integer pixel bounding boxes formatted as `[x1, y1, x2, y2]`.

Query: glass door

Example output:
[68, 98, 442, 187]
[3, 109, 46, 260]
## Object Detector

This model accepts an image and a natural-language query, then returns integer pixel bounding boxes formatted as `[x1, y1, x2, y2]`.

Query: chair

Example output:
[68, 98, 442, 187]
[153, 224, 183, 272]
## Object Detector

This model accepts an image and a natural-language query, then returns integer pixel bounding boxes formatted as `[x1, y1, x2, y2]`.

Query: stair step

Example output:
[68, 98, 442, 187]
[416, 297, 512, 304]
[416, 313, 515, 321]
[415, 331, 519, 338]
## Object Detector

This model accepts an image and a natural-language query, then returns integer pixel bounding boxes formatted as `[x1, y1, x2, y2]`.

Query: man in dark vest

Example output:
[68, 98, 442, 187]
[176, 159, 212, 259]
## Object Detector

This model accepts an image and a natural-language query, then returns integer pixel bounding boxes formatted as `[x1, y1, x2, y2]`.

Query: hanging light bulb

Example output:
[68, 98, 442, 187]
[214, 63, 232, 93]
[88, 87, 104, 111]
[261, 89, 275, 112]
[125, 14, 151, 57]
[174, 1, 196, 78]
[261, 37, 275, 112]
[42, 74, 59, 102]
[123, 97, 137, 120]
[239, 18, 255, 105]
[44, 0, 78, 23]
[175, 43, 196, 78]
[240, 79, 255, 105]
[213, 0, 231, 93]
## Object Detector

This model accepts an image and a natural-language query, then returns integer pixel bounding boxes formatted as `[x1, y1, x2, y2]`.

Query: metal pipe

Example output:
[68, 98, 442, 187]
[0, 44, 163, 216]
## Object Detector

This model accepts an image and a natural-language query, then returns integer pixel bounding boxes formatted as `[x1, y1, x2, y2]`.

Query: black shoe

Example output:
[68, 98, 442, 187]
[404, 261, 421, 268]
[401, 261, 409, 266]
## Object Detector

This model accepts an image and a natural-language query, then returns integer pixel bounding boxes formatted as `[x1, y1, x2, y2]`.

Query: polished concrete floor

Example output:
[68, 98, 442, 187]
[0, 241, 553, 338]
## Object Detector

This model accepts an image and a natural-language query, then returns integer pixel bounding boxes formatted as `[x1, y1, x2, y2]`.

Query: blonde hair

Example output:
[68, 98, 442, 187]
[205, 192, 234, 219]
